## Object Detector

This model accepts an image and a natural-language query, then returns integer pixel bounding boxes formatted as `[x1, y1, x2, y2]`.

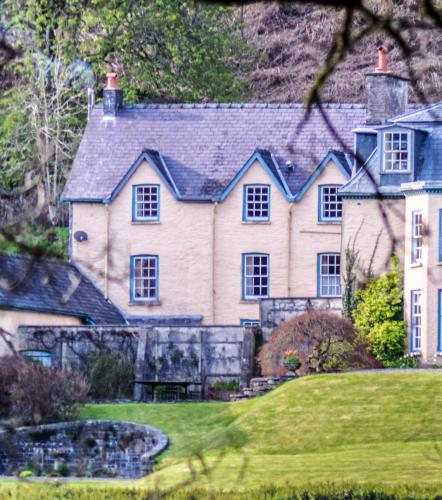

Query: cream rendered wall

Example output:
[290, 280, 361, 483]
[214, 160, 290, 324]
[425, 194, 442, 362]
[72, 203, 108, 291]
[71, 158, 349, 325]
[0, 310, 82, 355]
[291, 161, 346, 297]
[403, 194, 429, 361]
[405, 193, 442, 364]
[107, 161, 214, 321]
[341, 197, 405, 279]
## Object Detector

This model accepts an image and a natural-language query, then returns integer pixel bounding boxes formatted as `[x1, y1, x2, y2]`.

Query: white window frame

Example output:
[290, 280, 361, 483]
[411, 290, 422, 352]
[319, 185, 343, 221]
[383, 131, 410, 173]
[411, 211, 423, 264]
[243, 253, 269, 300]
[318, 253, 341, 298]
[243, 185, 270, 222]
[133, 184, 160, 221]
[131, 255, 159, 302]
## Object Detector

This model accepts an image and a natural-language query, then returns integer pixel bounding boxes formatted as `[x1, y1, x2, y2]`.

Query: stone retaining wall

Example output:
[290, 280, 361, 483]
[18, 325, 256, 398]
[260, 297, 342, 338]
[0, 420, 168, 478]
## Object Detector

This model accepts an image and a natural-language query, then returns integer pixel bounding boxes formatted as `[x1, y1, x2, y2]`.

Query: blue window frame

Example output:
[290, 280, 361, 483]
[243, 185, 270, 221]
[317, 253, 341, 297]
[240, 319, 261, 327]
[410, 290, 422, 352]
[318, 185, 343, 222]
[20, 350, 52, 367]
[130, 255, 159, 302]
[132, 184, 160, 221]
[242, 253, 269, 300]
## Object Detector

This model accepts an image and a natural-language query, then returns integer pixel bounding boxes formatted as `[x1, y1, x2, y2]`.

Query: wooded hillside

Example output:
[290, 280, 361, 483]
[242, 1, 442, 103]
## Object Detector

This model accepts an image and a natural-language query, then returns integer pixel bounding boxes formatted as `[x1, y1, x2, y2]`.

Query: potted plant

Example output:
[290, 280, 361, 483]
[283, 349, 301, 376]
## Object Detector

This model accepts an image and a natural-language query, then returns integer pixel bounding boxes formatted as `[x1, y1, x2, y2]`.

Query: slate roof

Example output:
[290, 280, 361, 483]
[0, 253, 126, 324]
[340, 101, 442, 196]
[63, 103, 366, 201]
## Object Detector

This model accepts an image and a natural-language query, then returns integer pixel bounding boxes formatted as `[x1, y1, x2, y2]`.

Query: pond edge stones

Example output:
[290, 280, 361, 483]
[0, 420, 169, 479]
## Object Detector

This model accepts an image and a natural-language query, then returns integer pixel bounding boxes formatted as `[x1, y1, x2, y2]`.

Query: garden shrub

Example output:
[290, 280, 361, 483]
[353, 261, 407, 364]
[0, 355, 88, 425]
[211, 380, 240, 392]
[81, 350, 135, 399]
[258, 311, 377, 376]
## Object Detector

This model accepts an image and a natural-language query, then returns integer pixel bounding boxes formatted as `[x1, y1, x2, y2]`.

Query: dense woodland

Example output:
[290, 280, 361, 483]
[0, 0, 442, 251]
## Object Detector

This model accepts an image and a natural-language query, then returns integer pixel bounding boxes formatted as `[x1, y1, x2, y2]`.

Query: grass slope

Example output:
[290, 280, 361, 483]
[82, 372, 442, 491]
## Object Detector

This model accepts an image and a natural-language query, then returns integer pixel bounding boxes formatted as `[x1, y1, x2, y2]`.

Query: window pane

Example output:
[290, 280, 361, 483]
[321, 186, 343, 221]
[244, 185, 270, 220]
[411, 291, 421, 351]
[319, 254, 341, 297]
[243, 254, 269, 299]
[134, 185, 159, 220]
[132, 256, 158, 300]
[384, 132, 409, 172]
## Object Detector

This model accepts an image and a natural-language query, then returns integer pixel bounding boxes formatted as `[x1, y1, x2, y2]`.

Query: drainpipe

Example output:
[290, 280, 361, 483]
[104, 204, 110, 299]
[287, 203, 294, 296]
[212, 202, 218, 324]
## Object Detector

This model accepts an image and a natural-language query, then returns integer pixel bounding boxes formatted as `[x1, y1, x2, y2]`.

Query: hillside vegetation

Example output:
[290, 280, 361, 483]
[242, 1, 442, 103]
[81, 371, 442, 491]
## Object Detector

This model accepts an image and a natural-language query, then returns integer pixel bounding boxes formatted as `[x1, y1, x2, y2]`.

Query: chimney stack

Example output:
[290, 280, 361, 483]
[365, 46, 408, 125]
[103, 72, 123, 117]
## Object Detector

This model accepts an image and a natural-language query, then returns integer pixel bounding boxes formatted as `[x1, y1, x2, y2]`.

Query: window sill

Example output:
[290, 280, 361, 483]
[239, 299, 264, 304]
[129, 300, 162, 307]
[410, 262, 423, 268]
[131, 220, 161, 225]
[317, 221, 342, 225]
[241, 221, 271, 225]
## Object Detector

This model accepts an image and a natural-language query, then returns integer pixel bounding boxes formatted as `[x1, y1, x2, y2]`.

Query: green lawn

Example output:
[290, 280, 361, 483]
[80, 371, 442, 491]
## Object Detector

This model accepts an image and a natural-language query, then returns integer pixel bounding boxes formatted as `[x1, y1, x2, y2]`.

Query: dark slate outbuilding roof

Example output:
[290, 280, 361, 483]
[63, 103, 366, 201]
[0, 253, 126, 324]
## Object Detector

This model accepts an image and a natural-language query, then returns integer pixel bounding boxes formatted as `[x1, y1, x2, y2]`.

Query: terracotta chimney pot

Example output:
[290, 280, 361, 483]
[106, 72, 119, 89]
[375, 46, 390, 73]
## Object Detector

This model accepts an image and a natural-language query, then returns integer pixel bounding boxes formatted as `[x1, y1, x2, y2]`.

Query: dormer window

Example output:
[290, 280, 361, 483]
[383, 131, 410, 172]
[243, 185, 270, 222]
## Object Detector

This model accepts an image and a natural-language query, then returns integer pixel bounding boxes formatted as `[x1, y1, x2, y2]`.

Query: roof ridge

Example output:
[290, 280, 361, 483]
[93, 103, 367, 110]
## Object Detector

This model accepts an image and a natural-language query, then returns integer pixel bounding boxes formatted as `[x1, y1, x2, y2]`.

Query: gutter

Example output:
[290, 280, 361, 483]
[211, 202, 218, 323]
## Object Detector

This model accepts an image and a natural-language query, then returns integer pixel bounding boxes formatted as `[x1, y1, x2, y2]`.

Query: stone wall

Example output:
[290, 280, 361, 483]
[0, 420, 168, 478]
[18, 325, 255, 398]
[260, 297, 342, 338]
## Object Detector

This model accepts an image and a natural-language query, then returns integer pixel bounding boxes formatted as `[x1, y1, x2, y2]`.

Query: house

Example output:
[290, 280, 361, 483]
[58, 47, 440, 365]
[341, 63, 442, 364]
[63, 76, 363, 327]
[0, 253, 125, 356]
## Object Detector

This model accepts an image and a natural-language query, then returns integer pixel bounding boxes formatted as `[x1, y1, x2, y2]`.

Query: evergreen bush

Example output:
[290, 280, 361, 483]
[82, 350, 135, 400]
[353, 261, 407, 364]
